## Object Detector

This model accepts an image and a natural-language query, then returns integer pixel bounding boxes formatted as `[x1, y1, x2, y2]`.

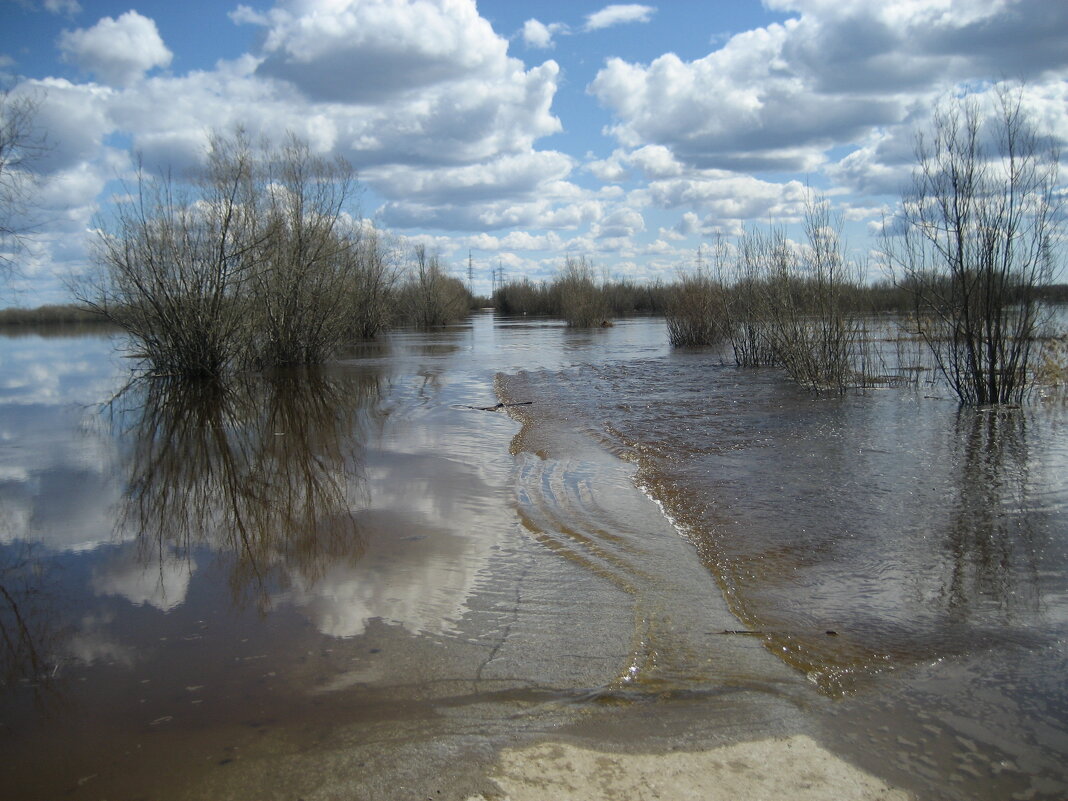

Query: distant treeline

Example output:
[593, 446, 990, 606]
[0, 303, 111, 326]
[7, 281, 1065, 333]
[39, 91, 1062, 404]
[492, 274, 1068, 322]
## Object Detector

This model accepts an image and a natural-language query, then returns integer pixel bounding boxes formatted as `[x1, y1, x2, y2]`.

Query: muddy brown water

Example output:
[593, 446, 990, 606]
[1, 313, 1066, 800]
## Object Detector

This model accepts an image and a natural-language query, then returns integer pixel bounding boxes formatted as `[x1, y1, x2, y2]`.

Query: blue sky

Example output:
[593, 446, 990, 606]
[2, 0, 1067, 303]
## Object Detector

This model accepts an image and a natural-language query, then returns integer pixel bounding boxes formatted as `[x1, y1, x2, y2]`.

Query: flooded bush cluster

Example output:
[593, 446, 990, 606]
[506, 92, 1066, 405]
[496, 203, 891, 394]
[656, 201, 877, 394]
[78, 131, 474, 378]
[493, 254, 665, 325]
[882, 90, 1062, 405]
[75, 91, 1063, 404]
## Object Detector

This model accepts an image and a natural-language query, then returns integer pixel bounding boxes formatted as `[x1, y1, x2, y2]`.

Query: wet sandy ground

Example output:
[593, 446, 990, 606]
[468, 735, 910, 801]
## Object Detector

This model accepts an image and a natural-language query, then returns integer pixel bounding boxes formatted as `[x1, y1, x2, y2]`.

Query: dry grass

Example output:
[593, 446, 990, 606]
[1035, 334, 1068, 386]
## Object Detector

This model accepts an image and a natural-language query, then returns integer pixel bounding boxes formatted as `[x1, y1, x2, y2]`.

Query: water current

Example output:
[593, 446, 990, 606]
[1, 314, 1066, 800]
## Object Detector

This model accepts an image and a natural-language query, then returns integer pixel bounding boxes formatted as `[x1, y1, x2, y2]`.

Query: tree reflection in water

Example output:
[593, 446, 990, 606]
[115, 367, 380, 610]
[0, 540, 65, 702]
[941, 407, 1042, 622]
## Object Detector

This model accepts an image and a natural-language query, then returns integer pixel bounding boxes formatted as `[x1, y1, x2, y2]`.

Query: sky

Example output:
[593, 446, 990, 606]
[1, 0, 1067, 304]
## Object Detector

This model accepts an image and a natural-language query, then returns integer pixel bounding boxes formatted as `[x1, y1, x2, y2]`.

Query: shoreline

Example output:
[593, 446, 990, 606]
[467, 734, 912, 801]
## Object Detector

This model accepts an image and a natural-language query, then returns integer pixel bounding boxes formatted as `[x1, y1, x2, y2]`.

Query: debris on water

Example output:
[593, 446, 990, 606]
[719, 629, 840, 636]
[464, 401, 534, 412]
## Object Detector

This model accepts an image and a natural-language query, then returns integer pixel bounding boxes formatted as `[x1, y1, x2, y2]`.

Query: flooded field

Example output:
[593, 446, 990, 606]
[1, 314, 1066, 800]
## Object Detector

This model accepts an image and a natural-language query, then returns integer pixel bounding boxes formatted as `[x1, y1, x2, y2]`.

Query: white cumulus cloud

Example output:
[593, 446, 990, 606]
[585, 4, 656, 31]
[589, 0, 1068, 180]
[247, 0, 507, 102]
[523, 18, 568, 49]
[57, 10, 172, 87]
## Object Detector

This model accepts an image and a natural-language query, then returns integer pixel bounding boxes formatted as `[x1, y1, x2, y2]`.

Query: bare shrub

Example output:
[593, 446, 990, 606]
[80, 131, 379, 376]
[396, 245, 471, 328]
[722, 227, 787, 368]
[666, 271, 726, 347]
[555, 255, 609, 327]
[245, 135, 360, 368]
[346, 226, 399, 340]
[82, 132, 263, 377]
[776, 200, 867, 391]
[883, 87, 1063, 405]
[1, 88, 47, 280]
[493, 278, 554, 315]
[720, 201, 868, 393]
[493, 275, 668, 319]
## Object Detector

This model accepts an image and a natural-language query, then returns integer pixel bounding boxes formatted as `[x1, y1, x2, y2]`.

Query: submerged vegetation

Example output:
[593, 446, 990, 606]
[494, 199, 895, 395]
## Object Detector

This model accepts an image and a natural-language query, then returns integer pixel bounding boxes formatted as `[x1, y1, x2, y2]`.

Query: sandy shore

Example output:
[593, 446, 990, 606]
[467, 734, 912, 801]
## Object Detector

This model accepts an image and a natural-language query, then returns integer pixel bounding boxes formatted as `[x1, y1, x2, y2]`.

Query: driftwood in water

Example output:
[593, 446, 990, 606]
[465, 401, 534, 412]
[720, 629, 839, 636]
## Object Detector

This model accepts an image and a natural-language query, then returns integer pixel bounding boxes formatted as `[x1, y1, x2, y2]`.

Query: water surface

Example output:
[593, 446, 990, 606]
[2, 315, 1066, 800]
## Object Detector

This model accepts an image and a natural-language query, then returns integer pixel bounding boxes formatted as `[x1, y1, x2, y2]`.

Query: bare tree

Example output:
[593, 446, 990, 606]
[555, 255, 609, 327]
[80, 130, 378, 376]
[81, 130, 264, 376]
[0, 88, 47, 279]
[398, 244, 470, 328]
[884, 88, 1063, 404]
[346, 225, 399, 340]
[246, 134, 361, 368]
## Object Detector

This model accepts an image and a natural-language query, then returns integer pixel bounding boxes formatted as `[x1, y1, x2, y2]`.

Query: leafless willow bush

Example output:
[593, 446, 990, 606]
[713, 202, 870, 393]
[1, 88, 47, 279]
[665, 270, 727, 347]
[556, 255, 610, 327]
[493, 277, 555, 315]
[83, 133, 262, 376]
[79, 131, 407, 377]
[346, 227, 400, 340]
[395, 244, 472, 329]
[773, 202, 869, 392]
[246, 135, 363, 369]
[883, 87, 1063, 405]
[721, 227, 788, 368]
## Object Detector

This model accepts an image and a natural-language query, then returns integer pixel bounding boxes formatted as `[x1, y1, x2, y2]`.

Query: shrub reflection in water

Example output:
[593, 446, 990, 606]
[111, 370, 379, 610]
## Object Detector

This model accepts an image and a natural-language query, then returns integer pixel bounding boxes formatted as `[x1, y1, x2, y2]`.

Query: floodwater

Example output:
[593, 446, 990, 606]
[1, 314, 1066, 800]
